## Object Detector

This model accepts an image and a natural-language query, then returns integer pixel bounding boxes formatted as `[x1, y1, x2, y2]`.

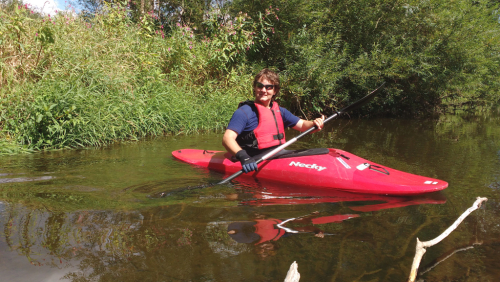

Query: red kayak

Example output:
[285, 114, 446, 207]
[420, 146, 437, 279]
[172, 148, 448, 195]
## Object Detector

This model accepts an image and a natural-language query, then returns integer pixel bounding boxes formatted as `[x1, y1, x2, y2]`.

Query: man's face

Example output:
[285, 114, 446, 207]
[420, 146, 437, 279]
[254, 77, 276, 106]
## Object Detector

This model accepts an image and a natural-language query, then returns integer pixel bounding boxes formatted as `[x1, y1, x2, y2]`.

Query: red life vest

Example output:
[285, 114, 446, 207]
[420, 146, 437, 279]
[236, 101, 286, 150]
[254, 219, 286, 245]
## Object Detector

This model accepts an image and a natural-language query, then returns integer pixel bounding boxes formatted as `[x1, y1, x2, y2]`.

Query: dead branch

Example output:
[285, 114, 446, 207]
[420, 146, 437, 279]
[408, 197, 487, 282]
[284, 261, 300, 282]
[419, 242, 482, 276]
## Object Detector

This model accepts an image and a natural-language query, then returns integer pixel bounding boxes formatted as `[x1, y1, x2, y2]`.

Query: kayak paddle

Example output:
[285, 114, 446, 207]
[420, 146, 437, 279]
[152, 82, 385, 198]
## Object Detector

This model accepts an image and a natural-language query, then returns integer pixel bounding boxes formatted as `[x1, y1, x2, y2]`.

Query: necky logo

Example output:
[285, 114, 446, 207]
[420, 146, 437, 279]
[289, 161, 327, 171]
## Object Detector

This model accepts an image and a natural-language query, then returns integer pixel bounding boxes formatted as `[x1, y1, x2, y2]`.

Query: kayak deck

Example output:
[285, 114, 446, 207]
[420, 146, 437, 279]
[172, 148, 448, 195]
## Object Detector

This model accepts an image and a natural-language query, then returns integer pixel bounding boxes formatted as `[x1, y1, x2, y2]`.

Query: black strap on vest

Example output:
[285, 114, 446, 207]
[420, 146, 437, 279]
[273, 133, 284, 140]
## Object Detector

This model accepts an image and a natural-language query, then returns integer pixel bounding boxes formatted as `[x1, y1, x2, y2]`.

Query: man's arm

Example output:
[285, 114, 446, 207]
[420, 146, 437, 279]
[292, 116, 325, 132]
[222, 129, 258, 173]
[222, 129, 243, 156]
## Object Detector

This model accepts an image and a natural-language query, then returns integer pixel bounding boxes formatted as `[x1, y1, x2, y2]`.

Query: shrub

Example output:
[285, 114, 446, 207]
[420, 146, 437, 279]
[0, 2, 272, 151]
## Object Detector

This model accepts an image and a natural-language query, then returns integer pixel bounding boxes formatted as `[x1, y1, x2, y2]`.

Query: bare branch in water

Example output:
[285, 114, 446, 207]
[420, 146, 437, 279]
[284, 261, 300, 282]
[408, 197, 488, 282]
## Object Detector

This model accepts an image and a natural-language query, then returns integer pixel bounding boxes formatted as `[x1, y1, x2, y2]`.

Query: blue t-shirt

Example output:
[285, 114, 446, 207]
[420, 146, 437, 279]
[227, 102, 301, 134]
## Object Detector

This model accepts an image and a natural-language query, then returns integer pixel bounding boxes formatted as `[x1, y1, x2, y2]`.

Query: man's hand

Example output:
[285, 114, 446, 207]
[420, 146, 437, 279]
[292, 115, 326, 133]
[313, 115, 325, 131]
[235, 150, 258, 173]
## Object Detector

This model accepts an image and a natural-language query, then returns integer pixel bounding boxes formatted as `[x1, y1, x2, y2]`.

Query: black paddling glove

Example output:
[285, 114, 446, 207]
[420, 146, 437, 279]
[235, 150, 258, 173]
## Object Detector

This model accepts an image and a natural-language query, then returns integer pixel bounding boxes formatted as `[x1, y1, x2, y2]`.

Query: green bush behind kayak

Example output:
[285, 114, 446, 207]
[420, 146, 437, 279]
[2, 0, 500, 153]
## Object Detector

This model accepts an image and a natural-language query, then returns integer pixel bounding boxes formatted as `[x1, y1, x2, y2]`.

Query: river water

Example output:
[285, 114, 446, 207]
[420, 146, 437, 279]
[1, 112, 500, 282]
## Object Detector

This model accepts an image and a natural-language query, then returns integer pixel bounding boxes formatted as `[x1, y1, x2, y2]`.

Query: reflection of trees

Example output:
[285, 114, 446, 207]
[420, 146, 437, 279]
[1, 113, 499, 280]
[1, 198, 499, 281]
[2, 205, 68, 267]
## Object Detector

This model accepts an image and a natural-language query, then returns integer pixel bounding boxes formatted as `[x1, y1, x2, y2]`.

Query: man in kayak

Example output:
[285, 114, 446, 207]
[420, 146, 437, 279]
[222, 68, 325, 173]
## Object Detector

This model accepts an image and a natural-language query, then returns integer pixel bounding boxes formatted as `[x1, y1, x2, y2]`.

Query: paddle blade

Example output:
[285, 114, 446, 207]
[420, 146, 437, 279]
[338, 82, 385, 114]
[149, 183, 215, 198]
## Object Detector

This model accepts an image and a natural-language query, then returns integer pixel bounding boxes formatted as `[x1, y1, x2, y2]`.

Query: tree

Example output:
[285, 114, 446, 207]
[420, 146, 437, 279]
[229, 0, 500, 116]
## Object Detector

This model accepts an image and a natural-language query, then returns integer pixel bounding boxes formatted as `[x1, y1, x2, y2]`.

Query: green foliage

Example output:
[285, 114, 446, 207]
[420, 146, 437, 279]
[0, 2, 269, 151]
[161, 9, 275, 79]
[2, 3, 31, 41]
[36, 25, 55, 45]
[1, 0, 500, 151]
[99, 1, 131, 32]
[2, 72, 251, 150]
[230, 0, 500, 116]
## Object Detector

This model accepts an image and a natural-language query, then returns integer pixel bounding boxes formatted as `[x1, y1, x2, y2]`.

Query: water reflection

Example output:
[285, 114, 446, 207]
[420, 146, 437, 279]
[0, 175, 54, 184]
[1, 112, 500, 281]
[0, 177, 449, 281]
[0, 190, 493, 281]
[223, 211, 363, 261]
[230, 177, 447, 209]
[226, 212, 357, 251]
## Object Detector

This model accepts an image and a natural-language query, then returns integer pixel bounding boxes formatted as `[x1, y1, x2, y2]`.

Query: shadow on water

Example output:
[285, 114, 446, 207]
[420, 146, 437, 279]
[1, 112, 500, 281]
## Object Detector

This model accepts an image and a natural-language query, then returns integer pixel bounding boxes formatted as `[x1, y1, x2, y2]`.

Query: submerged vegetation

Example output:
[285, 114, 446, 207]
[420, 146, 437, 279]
[1, 0, 500, 152]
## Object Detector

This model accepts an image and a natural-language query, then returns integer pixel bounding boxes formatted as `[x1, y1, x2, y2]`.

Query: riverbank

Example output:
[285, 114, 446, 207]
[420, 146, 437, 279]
[0, 4, 272, 153]
[2, 1, 499, 153]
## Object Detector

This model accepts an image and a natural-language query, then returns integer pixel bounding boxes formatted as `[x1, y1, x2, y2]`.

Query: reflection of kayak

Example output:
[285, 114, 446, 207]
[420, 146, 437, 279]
[172, 148, 448, 195]
[232, 177, 447, 210]
[228, 214, 358, 244]
[225, 181, 446, 245]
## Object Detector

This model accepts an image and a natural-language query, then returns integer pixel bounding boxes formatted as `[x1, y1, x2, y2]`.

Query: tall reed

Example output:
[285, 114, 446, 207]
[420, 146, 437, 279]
[0, 2, 275, 153]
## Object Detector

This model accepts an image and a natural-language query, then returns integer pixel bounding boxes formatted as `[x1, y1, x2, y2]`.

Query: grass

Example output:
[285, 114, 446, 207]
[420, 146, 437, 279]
[0, 2, 272, 153]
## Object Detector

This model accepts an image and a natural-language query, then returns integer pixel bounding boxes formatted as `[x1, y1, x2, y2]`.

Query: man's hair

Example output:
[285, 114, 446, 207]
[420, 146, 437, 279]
[253, 68, 281, 97]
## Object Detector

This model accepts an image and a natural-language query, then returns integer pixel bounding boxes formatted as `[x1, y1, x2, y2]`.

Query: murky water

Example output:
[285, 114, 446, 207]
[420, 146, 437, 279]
[1, 112, 500, 282]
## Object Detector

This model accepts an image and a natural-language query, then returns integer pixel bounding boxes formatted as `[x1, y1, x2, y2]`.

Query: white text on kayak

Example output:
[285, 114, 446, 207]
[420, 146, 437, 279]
[289, 161, 327, 171]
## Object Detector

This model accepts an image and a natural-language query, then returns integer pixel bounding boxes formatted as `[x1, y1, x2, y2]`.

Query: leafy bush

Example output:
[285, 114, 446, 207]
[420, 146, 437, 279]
[161, 9, 276, 81]
[230, 0, 500, 116]
[0, 2, 271, 152]
[2, 0, 499, 153]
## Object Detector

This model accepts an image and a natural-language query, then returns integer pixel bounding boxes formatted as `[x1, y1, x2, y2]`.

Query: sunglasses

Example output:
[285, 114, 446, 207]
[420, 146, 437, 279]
[256, 82, 276, 90]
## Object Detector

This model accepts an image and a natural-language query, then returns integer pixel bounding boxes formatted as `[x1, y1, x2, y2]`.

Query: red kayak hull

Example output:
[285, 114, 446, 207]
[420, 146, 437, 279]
[172, 148, 448, 195]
